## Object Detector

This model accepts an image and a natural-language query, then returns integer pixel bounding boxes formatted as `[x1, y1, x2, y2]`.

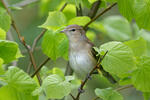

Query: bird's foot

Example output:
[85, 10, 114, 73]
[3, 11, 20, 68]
[86, 73, 92, 80]
[78, 87, 85, 93]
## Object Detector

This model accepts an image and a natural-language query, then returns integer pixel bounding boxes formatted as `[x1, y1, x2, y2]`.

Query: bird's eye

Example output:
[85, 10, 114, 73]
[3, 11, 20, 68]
[70, 29, 76, 32]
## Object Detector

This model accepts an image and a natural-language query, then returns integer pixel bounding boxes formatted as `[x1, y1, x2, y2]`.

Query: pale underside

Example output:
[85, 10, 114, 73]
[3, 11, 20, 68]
[69, 50, 97, 79]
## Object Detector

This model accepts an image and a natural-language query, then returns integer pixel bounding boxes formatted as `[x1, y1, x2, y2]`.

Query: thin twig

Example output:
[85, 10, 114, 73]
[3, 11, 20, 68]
[70, 93, 76, 100]
[88, 0, 101, 19]
[116, 85, 133, 91]
[27, 29, 47, 73]
[32, 29, 47, 51]
[11, 0, 39, 8]
[59, 3, 68, 12]
[84, 3, 117, 29]
[31, 57, 50, 77]
[75, 51, 108, 100]
[1, 0, 42, 85]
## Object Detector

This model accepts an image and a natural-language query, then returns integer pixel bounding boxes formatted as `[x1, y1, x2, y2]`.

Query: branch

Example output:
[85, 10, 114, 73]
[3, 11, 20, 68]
[59, 3, 68, 12]
[31, 57, 50, 77]
[11, 0, 39, 8]
[75, 51, 108, 100]
[70, 93, 76, 100]
[1, 0, 42, 85]
[88, 0, 101, 19]
[26, 29, 47, 73]
[31, 29, 47, 52]
[84, 3, 117, 29]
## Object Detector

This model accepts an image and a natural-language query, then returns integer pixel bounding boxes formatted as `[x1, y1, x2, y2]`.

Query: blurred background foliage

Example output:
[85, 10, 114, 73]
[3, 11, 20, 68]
[1, 0, 150, 100]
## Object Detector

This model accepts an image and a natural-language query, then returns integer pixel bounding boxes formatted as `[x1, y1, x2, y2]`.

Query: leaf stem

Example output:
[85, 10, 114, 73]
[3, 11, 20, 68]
[60, 3, 68, 12]
[116, 85, 133, 91]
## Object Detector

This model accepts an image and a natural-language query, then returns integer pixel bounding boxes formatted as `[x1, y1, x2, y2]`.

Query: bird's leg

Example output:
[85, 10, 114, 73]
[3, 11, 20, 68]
[78, 80, 85, 93]
[78, 87, 85, 93]
[86, 73, 92, 80]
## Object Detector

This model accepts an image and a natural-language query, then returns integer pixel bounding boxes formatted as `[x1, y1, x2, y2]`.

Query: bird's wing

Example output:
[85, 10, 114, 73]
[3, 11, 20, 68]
[86, 39, 99, 61]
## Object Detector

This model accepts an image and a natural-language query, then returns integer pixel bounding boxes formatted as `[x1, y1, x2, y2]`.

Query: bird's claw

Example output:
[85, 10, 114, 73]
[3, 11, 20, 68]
[86, 73, 92, 80]
[78, 87, 85, 93]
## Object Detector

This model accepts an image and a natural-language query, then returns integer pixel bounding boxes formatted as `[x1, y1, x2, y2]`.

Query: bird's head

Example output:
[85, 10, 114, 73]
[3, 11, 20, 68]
[60, 25, 86, 42]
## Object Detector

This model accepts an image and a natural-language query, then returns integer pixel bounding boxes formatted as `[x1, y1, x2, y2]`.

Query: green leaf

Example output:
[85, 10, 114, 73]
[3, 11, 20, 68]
[82, 0, 91, 8]
[0, 7, 11, 32]
[134, 0, 150, 30]
[63, 4, 76, 21]
[39, 0, 62, 16]
[0, 40, 21, 63]
[131, 56, 150, 92]
[48, 67, 65, 79]
[143, 92, 150, 100]
[65, 76, 75, 82]
[0, 28, 6, 40]
[100, 41, 135, 77]
[15, 48, 24, 59]
[117, 0, 135, 21]
[42, 74, 72, 99]
[0, 58, 3, 67]
[106, 0, 117, 3]
[88, 0, 97, 3]
[119, 77, 132, 86]
[102, 16, 132, 41]
[124, 37, 147, 56]
[86, 31, 96, 42]
[32, 87, 43, 96]
[95, 87, 123, 100]
[67, 0, 82, 8]
[68, 16, 91, 26]
[0, 58, 4, 75]
[58, 37, 69, 60]
[0, 2, 4, 8]
[136, 29, 150, 56]
[5, 67, 37, 93]
[40, 11, 67, 30]
[0, 86, 38, 100]
[42, 30, 68, 60]
[117, 0, 150, 30]
[90, 21, 106, 33]
[0, 67, 38, 100]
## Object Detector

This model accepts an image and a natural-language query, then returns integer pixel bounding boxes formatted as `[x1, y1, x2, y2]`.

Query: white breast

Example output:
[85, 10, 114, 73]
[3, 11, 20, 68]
[69, 51, 96, 79]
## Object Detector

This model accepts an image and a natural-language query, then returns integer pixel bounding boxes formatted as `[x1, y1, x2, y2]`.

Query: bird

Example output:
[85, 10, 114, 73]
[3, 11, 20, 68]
[61, 24, 116, 83]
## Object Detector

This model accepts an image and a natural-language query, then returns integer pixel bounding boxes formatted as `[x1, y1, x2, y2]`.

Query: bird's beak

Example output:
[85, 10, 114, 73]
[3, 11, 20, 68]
[60, 30, 65, 33]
